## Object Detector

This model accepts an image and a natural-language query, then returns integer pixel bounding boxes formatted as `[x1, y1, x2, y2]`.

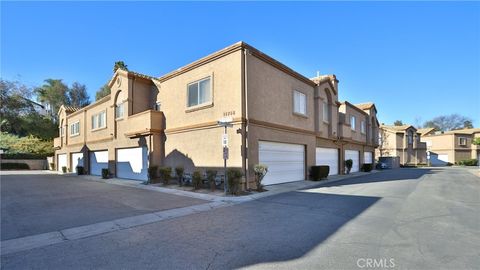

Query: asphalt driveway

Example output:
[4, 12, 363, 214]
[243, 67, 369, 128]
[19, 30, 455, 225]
[0, 172, 207, 241]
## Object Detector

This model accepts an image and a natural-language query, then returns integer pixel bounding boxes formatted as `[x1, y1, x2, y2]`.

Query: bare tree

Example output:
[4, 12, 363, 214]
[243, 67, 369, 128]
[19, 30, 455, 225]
[423, 114, 474, 131]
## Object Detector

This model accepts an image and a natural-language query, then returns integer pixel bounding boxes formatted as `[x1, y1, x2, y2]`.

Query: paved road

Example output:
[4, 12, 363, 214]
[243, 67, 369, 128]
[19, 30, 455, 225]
[1, 172, 207, 240]
[1, 167, 479, 269]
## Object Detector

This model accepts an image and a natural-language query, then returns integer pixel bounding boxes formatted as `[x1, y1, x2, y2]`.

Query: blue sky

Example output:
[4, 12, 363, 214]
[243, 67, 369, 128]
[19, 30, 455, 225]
[2, 1, 479, 127]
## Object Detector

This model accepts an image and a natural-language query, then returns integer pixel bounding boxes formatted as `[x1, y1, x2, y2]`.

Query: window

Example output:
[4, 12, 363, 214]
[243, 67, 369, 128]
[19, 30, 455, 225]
[115, 103, 124, 119]
[408, 131, 413, 144]
[70, 122, 80, 136]
[350, 115, 356, 130]
[459, 137, 467, 146]
[60, 126, 64, 136]
[293, 90, 307, 115]
[361, 121, 366, 134]
[92, 111, 106, 130]
[155, 102, 161, 111]
[187, 77, 211, 107]
[323, 101, 329, 122]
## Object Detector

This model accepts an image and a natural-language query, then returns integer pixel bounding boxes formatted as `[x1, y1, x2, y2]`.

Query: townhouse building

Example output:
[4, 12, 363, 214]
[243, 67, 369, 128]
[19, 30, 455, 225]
[421, 128, 480, 165]
[54, 41, 379, 188]
[377, 125, 427, 165]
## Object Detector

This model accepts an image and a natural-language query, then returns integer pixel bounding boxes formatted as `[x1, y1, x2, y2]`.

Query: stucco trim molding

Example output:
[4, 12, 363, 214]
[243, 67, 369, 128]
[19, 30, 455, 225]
[249, 119, 316, 136]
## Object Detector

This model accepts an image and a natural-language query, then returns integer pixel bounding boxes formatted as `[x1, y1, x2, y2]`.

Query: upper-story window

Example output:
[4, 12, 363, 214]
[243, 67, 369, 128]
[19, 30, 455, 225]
[459, 137, 467, 146]
[293, 90, 307, 115]
[350, 115, 356, 131]
[155, 101, 161, 111]
[70, 122, 80, 136]
[188, 77, 211, 107]
[322, 101, 329, 123]
[92, 111, 106, 130]
[361, 120, 366, 134]
[407, 131, 413, 144]
[115, 103, 124, 119]
[60, 126, 64, 137]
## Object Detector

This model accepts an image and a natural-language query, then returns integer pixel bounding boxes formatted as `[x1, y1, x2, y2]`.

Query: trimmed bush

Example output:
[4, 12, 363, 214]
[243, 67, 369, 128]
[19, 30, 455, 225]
[310, 165, 329, 181]
[253, 164, 268, 192]
[192, 171, 202, 190]
[76, 166, 84, 175]
[148, 166, 158, 181]
[62, 166, 67, 173]
[361, 164, 373, 172]
[206, 170, 217, 191]
[227, 168, 243, 195]
[175, 167, 184, 186]
[458, 159, 478, 166]
[0, 163, 30, 170]
[159, 167, 172, 185]
[102, 168, 109, 179]
[345, 159, 353, 174]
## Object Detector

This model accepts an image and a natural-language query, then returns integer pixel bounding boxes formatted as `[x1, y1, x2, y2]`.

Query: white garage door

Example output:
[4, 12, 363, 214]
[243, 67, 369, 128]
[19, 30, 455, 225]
[71, 152, 84, 173]
[259, 141, 305, 185]
[116, 147, 148, 181]
[57, 154, 67, 172]
[430, 153, 449, 166]
[316, 148, 339, 175]
[89, 151, 108, 176]
[345, 150, 360, 173]
[364, 152, 373, 164]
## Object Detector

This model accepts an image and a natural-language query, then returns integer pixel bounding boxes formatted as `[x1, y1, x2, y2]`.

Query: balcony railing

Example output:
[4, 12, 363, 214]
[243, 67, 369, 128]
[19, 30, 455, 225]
[124, 110, 165, 138]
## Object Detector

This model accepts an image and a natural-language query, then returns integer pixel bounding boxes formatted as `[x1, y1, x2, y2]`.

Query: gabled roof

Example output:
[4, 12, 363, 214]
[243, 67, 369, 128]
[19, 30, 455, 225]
[416, 127, 436, 136]
[107, 68, 157, 88]
[354, 102, 378, 114]
[443, 128, 480, 135]
[57, 105, 81, 115]
[339, 101, 368, 116]
[381, 124, 417, 133]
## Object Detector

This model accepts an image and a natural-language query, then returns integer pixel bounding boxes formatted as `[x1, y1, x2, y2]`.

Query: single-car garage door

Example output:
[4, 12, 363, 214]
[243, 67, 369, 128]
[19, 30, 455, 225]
[364, 152, 373, 164]
[116, 147, 148, 181]
[316, 147, 339, 175]
[345, 150, 360, 173]
[71, 152, 84, 173]
[57, 154, 67, 172]
[259, 141, 305, 185]
[89, 150, 108, 176]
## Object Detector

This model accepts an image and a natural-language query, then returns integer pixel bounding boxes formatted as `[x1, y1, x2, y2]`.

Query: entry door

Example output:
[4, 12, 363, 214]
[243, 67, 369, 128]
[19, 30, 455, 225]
[316, 148, 339, 175]
[345, 150, 360, 173]
[116, 147, 148, 181]
[259, 141, 305, 185]
[89, 151, 108, 176]
[57, 154, 67, 172]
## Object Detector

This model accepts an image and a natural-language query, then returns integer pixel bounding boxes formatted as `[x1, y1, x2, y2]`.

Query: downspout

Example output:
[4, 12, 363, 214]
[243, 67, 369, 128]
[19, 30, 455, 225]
[243, 48, 250, 190]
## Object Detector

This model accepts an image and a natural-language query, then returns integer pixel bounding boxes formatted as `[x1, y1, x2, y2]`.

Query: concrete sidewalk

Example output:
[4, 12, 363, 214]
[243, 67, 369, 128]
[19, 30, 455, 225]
[80, 170, 381, 203]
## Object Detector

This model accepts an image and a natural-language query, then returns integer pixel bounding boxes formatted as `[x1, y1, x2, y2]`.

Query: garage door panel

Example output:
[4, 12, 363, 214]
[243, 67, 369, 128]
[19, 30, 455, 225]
[57, 154, 67, 172]
[116, 147, 148, 181]
[364, 152, 373, 164]
[259, 141, 305, 185]
[345, 150, 360, 173]
[89, 151, 108, 176]
[71, 153, 84, 173]
[316, 148, 338, 175]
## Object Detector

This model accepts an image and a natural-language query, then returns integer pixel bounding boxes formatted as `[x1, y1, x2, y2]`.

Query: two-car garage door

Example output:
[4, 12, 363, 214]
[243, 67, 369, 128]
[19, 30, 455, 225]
[259, 141, 305, 185]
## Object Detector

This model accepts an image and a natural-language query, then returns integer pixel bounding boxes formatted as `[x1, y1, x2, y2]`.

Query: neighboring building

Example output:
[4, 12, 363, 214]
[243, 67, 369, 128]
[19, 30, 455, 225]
[421, 128, 480, 165]
[377, 125, 427, 165]
[54, 41, 379, 187]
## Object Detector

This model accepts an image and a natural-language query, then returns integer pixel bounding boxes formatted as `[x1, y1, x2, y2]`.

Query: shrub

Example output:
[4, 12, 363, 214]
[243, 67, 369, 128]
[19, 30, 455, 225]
[148, 166, 158, 181]
[0, 133, 54, 157]
[446, 162, 453, 167]
[206, 170, 217, 191]
[310, 166, 329, 181]
[361, 164, 373, 172]
[102, 168, 109, 179]
[0, 163, 30, 170]
[192, 171, 202, 190]
[159, 167, 172, 185]
[345, 159, 353, 174]
[175, 167, 184, 186]
[76, 166, 84, 175]
[253, 164, 268, 191]
[227, 168, 243, 195]
[62, 166, 67, 173]
[458, 159, 478, 166]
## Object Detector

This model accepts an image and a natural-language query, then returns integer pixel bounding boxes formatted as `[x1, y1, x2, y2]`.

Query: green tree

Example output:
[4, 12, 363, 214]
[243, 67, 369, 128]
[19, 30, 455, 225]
[95, 84, 111, 100]
[463, 120, 474, 129]
[68, 82, 90, 107]
[113, 61, 128, 73]
[472, 137, 480, 146]
[35, 79, 69, 121]
[393, 120, 404, 126]
[0, 79, 35, 134]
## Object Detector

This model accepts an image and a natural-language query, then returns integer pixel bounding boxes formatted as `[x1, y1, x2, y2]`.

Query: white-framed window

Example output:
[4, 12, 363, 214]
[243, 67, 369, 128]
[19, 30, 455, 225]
[323, 101, 329, 123]
[350, 115, 356, 130]
[115, 103, 124, 119]
[361, 120, 366, 134]
[459, 137, 467, 146]
[92, 111, 106, 130]
[70, 122, 80, 136]
[155, 101, 161, 111]
[293, 90, 307, 115]
[187, 77, 211, 107]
